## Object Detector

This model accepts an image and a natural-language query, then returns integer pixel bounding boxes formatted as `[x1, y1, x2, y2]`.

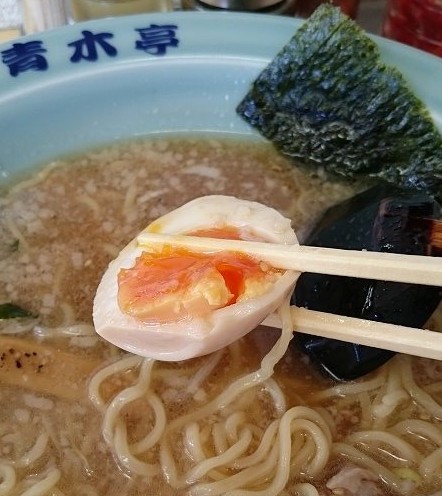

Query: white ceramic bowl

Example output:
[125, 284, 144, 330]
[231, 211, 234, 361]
[1, 11, 442, 183]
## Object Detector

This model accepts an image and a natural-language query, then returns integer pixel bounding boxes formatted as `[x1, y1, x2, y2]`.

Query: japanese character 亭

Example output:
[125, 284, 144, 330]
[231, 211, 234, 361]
[135, 24, 179, 56]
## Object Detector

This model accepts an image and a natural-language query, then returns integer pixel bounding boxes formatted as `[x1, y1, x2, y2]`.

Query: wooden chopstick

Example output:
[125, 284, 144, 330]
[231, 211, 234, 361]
[262, 307, 442, 360]
[137, 233, 442, 287]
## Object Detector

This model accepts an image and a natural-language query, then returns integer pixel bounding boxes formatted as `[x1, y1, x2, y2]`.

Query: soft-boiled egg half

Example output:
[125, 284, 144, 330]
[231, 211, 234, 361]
[93, 195, 299, 361]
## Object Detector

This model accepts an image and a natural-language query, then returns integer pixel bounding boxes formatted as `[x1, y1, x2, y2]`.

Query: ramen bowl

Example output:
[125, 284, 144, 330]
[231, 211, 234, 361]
[1, 11, 442, 176]
[0, 11, 442, 496]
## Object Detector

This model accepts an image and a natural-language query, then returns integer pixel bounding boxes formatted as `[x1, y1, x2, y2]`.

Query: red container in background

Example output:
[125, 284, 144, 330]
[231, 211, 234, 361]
[296, 0, 359, 18]
[382, 0, 442, 57]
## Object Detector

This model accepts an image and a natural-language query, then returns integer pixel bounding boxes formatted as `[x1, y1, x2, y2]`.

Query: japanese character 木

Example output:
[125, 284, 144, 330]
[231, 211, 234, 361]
[68, 30, 117, 63]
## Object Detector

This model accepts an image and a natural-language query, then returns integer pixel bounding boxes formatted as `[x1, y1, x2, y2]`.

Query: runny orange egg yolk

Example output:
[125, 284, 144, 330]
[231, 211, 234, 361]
[117, 227, 282, 323]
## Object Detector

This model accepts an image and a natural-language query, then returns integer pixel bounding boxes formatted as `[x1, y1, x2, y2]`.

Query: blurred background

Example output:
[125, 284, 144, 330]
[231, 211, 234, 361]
[3, 0, 442, 60]
[0, 0, 386, 40]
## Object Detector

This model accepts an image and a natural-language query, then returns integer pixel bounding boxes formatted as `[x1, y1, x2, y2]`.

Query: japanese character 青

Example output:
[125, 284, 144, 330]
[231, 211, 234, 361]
[1, 41, 48, 77]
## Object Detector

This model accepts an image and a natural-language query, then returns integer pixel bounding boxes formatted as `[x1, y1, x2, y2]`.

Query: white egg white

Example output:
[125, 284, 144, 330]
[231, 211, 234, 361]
[93, 195, 299, 361]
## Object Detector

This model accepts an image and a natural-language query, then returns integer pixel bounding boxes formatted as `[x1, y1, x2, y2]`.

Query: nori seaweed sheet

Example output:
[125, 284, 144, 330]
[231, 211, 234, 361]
[237, 4, 442, 202]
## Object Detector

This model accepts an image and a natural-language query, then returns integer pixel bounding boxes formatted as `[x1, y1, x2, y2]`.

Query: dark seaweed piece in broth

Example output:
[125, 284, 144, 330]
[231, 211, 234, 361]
[293, 184, 442, 380]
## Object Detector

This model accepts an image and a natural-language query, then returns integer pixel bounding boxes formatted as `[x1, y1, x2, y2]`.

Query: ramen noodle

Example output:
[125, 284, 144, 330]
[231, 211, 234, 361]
[0, 137, 441, 496]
